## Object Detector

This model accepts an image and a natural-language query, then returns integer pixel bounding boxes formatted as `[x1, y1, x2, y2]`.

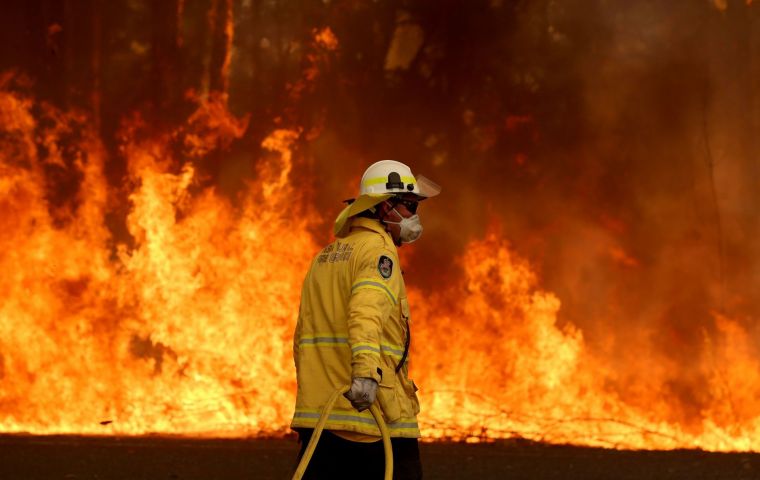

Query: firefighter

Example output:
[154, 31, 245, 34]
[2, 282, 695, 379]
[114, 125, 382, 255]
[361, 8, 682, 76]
[291, 160, 440, 479]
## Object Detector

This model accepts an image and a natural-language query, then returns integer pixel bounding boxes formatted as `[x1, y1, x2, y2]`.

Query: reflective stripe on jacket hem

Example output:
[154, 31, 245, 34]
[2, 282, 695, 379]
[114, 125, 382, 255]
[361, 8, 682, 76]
[292, 409, 419, 433]
[298, 336, 348, 347]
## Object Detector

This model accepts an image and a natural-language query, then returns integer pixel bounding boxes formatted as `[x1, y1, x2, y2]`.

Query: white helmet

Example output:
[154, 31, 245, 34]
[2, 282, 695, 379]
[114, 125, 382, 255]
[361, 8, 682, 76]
[359, 160, 440, 197]
[333, 160, 440, 237]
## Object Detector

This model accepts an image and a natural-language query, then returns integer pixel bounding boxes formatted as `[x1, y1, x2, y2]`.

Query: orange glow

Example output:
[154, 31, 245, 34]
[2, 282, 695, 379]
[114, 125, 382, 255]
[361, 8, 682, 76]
[313, 27, 339, 51]
[0, 78, 314, 436]
[2, 21, 760, 450]
[3, 77, 760, 450]
[410, 231, 760, 450]
[608, 246, 639, 268]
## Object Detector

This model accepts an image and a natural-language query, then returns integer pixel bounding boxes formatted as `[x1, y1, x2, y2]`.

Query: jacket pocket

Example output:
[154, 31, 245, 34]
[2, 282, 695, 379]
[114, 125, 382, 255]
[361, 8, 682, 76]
[399, 377, 421, 416]
[376, 380, 402, 423]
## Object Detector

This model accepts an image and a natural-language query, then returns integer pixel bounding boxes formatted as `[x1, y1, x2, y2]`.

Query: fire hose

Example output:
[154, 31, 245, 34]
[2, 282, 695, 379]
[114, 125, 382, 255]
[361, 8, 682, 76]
[291, 385, 394, 480]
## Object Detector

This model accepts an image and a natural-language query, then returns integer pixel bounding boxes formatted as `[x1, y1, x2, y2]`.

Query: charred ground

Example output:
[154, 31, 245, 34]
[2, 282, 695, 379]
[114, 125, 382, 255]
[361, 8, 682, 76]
[0, 435, 758, 480]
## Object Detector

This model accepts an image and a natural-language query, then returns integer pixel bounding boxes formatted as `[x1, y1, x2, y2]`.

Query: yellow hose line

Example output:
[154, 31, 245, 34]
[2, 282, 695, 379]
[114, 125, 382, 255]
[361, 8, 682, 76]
[292, 385, 393, 480]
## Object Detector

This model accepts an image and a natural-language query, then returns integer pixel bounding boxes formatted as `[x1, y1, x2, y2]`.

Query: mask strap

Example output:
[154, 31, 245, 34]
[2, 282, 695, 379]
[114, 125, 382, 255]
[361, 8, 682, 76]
[384, 207, 406, 225]
[381, 201, 403, 225]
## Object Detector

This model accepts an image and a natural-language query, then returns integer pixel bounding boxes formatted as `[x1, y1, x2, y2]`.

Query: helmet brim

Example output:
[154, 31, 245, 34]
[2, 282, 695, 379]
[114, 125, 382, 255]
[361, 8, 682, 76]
[333, 193, 393, 237]
[415, 175, 441, 198]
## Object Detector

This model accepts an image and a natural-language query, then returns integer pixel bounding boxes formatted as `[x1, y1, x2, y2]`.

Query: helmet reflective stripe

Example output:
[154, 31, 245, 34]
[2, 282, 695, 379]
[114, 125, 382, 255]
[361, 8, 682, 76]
[362, 175, 416, 187]
[359, 160, 420, 196]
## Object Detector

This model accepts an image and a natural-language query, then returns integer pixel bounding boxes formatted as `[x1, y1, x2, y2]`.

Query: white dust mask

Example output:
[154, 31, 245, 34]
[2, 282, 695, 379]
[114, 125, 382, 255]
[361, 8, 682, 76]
[385, 209, 423, 244]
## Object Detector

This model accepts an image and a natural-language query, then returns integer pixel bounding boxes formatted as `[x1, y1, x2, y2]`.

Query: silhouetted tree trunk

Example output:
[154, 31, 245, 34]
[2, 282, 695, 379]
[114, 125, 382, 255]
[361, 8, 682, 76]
[208, 0, 234, 96]
[151, 0, 182, 114]
[91, 0, 101, 132]
[249, 0, 261, 112]
[199, 0, 233, 98]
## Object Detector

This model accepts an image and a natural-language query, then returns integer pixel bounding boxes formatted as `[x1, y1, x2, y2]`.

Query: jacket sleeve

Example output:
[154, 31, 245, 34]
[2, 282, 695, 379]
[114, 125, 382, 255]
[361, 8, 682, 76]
[347, 244, 401, 383]
[293, 303, 302, 369]
[293, 268, 311, 369]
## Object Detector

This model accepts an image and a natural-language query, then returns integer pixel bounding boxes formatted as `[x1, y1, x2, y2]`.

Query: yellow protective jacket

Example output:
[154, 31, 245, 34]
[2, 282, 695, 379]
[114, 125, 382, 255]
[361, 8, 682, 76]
[290, 217, 421, 438]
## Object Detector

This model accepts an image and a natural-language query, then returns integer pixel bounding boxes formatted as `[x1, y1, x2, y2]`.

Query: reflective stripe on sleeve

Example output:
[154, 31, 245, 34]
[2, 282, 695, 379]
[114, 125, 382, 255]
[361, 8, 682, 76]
[351, 342, 381, 357]
[351, 279, 398, 305]
[380, 343, 405, 359]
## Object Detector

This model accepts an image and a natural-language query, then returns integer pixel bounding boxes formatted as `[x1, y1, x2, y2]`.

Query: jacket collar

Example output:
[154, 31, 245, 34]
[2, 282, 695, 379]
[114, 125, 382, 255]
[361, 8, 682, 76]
[349, 217, 395, 247]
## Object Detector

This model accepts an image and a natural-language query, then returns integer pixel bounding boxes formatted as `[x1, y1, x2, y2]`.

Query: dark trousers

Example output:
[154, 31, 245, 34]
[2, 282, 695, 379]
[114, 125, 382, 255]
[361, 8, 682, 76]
[293, 428, 422, 480]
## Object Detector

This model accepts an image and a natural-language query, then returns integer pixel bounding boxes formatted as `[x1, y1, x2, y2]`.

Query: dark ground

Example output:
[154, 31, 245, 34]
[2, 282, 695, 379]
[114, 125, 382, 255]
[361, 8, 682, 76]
[1, 434, 759, 480]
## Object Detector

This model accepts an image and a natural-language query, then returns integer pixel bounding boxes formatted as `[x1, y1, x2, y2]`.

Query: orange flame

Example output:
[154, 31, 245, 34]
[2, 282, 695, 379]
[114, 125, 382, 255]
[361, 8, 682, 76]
[0, 76, 312, 436]
[411, 230, 760, 449]
[2, 68, 760, 451]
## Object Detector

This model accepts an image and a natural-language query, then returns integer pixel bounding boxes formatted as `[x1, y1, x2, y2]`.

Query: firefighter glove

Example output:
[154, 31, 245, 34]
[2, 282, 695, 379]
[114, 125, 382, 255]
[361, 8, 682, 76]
[343, 377, 378, 412]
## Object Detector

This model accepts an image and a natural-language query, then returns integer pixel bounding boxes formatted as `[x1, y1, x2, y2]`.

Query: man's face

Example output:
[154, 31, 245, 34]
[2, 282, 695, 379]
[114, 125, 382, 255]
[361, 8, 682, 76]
[379, 194, 420, 246]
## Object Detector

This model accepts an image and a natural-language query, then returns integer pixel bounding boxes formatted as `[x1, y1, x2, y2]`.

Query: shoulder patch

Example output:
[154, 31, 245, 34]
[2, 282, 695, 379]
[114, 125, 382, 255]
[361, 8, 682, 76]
[378, 255, 393, 279]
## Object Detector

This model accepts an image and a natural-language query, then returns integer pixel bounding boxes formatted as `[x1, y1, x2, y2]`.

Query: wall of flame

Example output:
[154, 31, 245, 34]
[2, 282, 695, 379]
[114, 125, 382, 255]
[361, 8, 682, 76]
[2, 1, 760, 452]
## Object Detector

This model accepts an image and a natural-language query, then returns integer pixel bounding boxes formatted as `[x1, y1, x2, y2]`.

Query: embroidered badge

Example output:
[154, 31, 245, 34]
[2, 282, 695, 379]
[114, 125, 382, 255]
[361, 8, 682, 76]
[378, 255, 393, 279]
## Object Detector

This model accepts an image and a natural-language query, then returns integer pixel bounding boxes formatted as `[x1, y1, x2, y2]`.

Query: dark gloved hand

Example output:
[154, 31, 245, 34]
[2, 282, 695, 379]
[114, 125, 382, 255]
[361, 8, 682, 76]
[343, 377, 378, 412]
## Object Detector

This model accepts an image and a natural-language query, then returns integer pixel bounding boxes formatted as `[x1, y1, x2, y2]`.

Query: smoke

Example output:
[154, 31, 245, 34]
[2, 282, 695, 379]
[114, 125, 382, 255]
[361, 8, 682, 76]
[284, 0, 760, 426]
[451, 1, 760, 425]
